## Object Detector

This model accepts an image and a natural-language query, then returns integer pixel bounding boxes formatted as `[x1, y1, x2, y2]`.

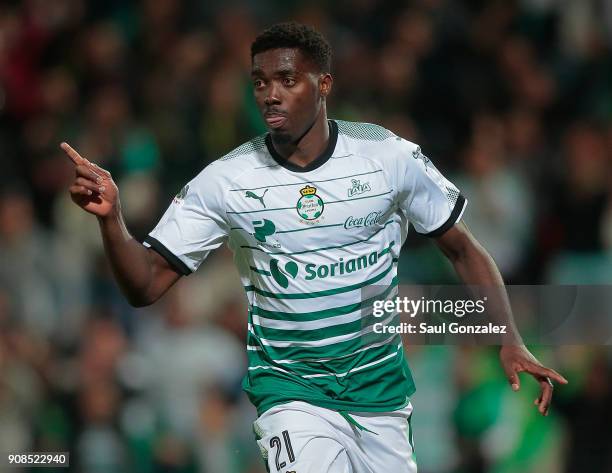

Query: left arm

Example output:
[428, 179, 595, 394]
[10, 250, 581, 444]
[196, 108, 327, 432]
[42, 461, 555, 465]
[434, 222, 568, 416]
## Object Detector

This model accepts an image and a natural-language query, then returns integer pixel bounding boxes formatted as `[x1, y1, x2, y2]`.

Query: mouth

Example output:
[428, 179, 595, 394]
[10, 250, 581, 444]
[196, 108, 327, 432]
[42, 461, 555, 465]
[264, 112, 288, 129]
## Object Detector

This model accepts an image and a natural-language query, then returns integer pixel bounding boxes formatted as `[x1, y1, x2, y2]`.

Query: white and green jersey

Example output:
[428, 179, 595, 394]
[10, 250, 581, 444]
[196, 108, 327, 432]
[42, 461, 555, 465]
[144, 120, 466, 415]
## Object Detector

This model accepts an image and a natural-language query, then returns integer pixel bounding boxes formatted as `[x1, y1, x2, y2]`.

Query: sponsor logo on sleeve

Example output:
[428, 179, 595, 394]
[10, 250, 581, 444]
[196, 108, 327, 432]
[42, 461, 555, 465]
[412, 146, 430, 165]
[173, 184, 189, 205]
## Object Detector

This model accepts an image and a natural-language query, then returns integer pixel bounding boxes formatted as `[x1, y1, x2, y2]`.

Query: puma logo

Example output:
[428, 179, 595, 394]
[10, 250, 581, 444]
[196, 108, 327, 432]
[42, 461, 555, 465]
[245, 189, 268, 208]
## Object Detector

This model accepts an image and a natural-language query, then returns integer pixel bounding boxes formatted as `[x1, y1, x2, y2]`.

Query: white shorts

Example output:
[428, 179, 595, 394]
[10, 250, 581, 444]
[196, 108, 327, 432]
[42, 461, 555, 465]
[253, 401, 417, 473]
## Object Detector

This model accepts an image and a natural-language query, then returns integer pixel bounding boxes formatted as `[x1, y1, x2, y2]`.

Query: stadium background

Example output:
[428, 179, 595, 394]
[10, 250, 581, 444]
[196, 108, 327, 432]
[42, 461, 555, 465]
[1, 0, 612, 471]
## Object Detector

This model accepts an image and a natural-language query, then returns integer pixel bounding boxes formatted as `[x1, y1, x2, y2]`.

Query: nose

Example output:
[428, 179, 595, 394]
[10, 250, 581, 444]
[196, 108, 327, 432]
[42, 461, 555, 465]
[264, 83, 281, 106]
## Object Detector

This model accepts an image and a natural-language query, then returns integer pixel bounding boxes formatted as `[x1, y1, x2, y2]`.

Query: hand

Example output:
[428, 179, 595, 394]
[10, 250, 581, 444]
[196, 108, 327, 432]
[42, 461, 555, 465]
[61, 142, 119, 218]
[500, 345, 568, 416]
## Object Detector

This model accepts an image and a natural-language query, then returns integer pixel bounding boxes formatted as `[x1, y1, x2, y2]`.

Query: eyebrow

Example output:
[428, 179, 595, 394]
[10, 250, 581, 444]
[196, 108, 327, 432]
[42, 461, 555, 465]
[251, 67, 299, 77]
[275, 67, 297, 75]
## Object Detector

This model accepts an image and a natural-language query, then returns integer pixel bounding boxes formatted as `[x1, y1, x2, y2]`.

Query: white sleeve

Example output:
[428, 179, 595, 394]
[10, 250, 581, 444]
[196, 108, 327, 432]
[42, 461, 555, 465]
[397, 143, 467, 237]
[143, 164, 229, 275]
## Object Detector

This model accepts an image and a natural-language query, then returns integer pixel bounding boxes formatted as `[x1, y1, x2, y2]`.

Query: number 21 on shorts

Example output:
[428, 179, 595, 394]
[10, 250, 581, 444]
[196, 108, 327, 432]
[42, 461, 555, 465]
[270, 430, 295, 471]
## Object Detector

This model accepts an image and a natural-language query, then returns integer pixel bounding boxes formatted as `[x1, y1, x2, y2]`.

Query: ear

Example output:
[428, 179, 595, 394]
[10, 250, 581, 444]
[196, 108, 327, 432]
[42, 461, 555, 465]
[319, 73, 333, 99]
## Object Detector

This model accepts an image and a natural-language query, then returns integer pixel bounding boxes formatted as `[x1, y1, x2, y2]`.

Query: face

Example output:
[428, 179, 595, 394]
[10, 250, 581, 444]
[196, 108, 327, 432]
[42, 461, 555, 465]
[252, 48, 332, 143]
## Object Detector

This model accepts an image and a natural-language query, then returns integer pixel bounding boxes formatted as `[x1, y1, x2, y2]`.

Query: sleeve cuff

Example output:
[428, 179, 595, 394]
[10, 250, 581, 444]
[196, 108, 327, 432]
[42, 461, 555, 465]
[423, 194, 467, 238]
[144, 236, 193, 276]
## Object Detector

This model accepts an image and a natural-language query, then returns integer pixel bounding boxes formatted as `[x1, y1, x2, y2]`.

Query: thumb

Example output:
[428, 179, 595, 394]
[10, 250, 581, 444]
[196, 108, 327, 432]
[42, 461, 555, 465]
[503, 366, 520, 391]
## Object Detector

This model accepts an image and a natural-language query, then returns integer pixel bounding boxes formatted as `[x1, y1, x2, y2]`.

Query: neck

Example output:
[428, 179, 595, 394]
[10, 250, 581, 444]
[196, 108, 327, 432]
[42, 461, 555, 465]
[271, 107, 329, 168]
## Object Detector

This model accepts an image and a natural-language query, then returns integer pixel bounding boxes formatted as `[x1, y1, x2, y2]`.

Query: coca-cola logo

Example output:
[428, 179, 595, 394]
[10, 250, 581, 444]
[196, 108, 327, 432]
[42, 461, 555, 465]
[344, 210, 383, 229]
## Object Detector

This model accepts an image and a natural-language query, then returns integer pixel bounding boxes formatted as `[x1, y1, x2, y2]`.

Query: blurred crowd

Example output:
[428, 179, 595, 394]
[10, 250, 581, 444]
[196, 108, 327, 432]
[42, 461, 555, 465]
[1, 0, 612, 472]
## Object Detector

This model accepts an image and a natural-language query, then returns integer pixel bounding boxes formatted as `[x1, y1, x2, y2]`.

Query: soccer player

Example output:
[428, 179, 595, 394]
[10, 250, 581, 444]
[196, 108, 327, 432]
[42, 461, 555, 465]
[63, 22, 567, 473]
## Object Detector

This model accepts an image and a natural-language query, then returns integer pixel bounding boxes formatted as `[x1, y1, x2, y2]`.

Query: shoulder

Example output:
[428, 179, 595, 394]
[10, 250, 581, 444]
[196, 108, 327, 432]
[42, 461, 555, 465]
[216, 133, 269, 164]
[334, 119, 422, 166]
[335, 119, 396, 142]
[192, 134, 272, 187]
[178, 134, 272, 212]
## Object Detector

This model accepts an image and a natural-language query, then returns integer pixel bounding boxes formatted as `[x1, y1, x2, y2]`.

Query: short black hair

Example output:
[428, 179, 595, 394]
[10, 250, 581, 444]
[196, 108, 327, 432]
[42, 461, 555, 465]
[251, 22, 332, 73]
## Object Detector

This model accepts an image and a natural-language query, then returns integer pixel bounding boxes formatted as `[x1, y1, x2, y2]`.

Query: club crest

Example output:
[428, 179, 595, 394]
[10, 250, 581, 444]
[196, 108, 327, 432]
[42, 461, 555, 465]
[296, 185, 324, 221]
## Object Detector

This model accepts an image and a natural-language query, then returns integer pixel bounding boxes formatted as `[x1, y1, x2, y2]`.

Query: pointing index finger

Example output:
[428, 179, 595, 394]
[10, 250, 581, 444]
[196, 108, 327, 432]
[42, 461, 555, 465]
[61, 142, 87, 166]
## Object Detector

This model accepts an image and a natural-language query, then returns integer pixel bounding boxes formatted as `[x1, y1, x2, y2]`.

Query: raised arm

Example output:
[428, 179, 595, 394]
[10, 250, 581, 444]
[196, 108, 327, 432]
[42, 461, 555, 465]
[61, 142, 181, 306]
[434, 222, 568, 415]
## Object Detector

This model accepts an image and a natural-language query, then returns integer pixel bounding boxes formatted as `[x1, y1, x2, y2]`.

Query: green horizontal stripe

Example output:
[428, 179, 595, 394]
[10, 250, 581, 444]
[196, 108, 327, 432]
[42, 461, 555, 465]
[227, 190, 393, 215]
[242, 221, 394, 255]
[378, 245, 392, 257]
[228, 206, 293, 215]
[254, 164, 280, 169]
[250, 279, 397, 321]
[251, 312, 400, 342]
[246, 325, 401, 362]
[250, 266, 271, 276]
[244, 257, 397, 299]
[277, 223, 344, 234]
[230, 169, 383, 192]
[232, 222, 345, 233]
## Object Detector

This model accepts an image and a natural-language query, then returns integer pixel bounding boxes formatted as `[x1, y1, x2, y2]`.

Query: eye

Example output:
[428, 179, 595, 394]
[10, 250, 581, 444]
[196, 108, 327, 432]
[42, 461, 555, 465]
[283, 77, 296, 87]
[253, 79, 264, 89]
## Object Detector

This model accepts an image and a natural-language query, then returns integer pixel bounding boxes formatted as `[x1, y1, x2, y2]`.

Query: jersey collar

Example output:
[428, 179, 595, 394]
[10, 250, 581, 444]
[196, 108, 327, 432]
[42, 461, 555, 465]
[265, 120, 338, 173]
